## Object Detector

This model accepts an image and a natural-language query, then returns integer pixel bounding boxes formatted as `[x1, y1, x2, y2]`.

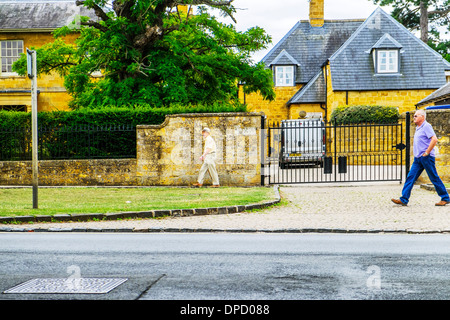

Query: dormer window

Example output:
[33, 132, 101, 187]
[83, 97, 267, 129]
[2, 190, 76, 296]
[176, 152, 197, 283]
[268, 49, 300, 87]
[275, 66, 294, 86]
[370, 33, 402, 75]
[377, 50, 398, 73]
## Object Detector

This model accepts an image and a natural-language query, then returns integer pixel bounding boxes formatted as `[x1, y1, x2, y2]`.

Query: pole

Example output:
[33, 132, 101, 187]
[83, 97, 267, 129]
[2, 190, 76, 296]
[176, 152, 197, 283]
[405, 111, 411, 180]
[29, 49, 38, 209]
[260, 115, 265, 186]
[333, 117, 337, 182]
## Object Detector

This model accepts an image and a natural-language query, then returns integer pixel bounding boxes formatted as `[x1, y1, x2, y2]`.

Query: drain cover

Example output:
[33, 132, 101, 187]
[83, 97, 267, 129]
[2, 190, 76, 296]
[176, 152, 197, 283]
[4, 278, 127, 294]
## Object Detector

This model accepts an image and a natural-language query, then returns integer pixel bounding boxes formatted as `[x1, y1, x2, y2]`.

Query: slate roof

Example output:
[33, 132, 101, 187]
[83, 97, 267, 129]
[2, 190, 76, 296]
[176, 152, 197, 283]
[262, 19, 364, 84]
[371, 33, 403, 50]
[416, 82, 450, 106]
[328, 8, 450, 91]
[269, 49, 301, 67]
[288, 71, 326, 104]
[0, 0, 98, 30]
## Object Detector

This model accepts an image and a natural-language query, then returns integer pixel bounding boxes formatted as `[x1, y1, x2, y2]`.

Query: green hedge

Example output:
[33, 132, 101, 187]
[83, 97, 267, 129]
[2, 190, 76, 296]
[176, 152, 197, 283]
[0, 102, 248, 128]
[0, 103, 248, 161]
[330, 105, 399, 125]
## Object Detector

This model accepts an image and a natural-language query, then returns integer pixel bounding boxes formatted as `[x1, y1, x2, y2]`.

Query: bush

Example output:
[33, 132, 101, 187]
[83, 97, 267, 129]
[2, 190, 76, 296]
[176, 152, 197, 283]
[330, 105, 399, 125]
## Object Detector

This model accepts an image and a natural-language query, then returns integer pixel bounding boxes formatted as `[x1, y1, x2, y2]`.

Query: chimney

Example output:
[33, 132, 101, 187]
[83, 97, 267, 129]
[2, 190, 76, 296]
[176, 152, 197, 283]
[309, 0, 324, 27]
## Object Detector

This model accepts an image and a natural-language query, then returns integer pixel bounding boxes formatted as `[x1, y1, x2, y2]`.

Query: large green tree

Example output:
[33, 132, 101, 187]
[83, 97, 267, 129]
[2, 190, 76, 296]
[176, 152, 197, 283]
[14, 0, 275, 109]
[371, 0, 450, 59]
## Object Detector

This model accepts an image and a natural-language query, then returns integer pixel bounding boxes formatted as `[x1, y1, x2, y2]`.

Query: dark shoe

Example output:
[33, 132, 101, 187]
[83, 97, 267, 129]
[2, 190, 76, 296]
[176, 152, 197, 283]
[210, 185, 220, 188]
[435, 200, 449, 206]
[192, 183, 202, 188]
[391, 199, 407, 206]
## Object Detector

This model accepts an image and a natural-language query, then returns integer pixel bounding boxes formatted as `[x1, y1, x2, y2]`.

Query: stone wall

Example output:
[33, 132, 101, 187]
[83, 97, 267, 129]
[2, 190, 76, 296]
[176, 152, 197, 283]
[240, 85, 302, 123]
[136, 113, 264, 186]
[0, 159, 137, 186]
[0, 113, 264, 187]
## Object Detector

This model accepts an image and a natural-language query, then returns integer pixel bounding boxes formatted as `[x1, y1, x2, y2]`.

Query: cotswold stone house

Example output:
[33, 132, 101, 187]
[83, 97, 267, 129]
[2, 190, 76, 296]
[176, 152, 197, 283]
[0, 0, 99, 112]
[243, 0, 450, 123]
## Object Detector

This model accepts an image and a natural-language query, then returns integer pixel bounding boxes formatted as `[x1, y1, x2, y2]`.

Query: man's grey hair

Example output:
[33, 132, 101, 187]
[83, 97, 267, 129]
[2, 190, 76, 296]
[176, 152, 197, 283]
[415, 109, 426, 119]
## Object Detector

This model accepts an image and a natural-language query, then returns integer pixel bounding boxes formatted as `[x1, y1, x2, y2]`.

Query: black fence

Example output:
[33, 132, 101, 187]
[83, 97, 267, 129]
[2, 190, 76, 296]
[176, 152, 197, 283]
[263, 118, 409, 184]
[0, 125, 136, 161]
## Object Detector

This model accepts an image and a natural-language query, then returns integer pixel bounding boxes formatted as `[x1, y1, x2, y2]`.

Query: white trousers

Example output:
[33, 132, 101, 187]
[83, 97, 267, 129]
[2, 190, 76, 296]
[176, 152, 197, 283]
[197, 154, 219, 185]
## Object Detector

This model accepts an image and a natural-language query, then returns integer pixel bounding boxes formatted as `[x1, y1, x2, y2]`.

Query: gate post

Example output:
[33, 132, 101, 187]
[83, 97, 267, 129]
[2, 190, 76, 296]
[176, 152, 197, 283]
[260, 115, 266, 186]
[333, 117, 337, 181]
[405, 111, 411, 179]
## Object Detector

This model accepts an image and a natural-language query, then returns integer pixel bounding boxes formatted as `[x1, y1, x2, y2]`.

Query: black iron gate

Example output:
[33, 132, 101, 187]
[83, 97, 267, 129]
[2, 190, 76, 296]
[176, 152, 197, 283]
[262, 113, 410, 185]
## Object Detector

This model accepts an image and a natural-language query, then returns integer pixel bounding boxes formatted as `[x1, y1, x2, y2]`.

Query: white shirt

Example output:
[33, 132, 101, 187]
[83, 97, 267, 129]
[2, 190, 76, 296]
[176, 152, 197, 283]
[204, 135, 216, 153]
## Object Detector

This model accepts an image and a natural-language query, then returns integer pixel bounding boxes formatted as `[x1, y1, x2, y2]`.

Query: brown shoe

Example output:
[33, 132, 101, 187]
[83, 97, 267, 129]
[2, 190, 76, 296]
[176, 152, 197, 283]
[391, 199, 407, 206]
[210, 185, 220, 188]
[192, 183, 202, 188]
[435, 200, 449, 206]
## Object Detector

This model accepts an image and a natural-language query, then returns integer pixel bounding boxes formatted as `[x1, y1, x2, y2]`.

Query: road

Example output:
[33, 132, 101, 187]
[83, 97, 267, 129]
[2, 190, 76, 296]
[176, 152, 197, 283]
[0, 233, 449, 304]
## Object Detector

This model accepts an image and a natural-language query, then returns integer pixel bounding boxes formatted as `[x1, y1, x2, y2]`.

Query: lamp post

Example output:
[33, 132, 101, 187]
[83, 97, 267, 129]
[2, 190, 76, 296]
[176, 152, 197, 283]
[27, 48, 38, 209]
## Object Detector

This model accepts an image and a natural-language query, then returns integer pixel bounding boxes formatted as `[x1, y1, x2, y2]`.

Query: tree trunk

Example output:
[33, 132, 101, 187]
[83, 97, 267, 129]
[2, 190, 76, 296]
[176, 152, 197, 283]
[420, 1, 429, 43]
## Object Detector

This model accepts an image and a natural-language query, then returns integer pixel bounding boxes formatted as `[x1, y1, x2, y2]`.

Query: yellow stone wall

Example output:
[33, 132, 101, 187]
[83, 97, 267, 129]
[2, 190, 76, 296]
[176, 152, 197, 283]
[324, 64, 435, 119]
[0, 32, 77, 111]
[0, 159, 137, 186]
[177, 4, 193, 15]
[240, 84, 305, 123]
[289, 103, 325, 120]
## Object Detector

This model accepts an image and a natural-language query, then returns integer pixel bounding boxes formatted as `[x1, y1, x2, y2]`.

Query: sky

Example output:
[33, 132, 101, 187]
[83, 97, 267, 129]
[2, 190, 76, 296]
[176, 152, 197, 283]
[216, 0, 393, 62]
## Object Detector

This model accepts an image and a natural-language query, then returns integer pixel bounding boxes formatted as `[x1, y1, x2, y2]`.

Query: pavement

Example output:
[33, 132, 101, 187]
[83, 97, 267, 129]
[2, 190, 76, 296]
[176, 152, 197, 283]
[1, 183, 449, 234]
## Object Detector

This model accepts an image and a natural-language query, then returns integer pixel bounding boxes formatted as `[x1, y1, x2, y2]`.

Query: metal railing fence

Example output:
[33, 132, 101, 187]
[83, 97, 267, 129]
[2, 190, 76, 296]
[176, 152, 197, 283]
[0, 125, 136, 161]
[264, 119, 407, 184]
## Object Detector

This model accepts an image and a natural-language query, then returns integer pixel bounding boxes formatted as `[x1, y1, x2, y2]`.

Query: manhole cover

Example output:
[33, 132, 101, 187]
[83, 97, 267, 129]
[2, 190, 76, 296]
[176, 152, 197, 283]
[3, 278, 127, 294]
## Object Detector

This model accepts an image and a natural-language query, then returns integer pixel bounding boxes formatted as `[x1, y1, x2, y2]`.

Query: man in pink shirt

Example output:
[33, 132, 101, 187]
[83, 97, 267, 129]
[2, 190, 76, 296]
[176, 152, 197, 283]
[392, 109, 449, 206]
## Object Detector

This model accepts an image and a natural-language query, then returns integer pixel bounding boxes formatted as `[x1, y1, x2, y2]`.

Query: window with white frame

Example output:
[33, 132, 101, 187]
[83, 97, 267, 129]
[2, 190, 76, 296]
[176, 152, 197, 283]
[275, 66, 294, 86]
[1, 40, 24, 74]
[377, 50, 398, 73]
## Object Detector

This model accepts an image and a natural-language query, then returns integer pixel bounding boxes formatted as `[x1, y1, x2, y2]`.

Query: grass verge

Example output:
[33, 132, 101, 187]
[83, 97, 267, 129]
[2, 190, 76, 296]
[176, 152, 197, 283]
[0, 187, 275, 217]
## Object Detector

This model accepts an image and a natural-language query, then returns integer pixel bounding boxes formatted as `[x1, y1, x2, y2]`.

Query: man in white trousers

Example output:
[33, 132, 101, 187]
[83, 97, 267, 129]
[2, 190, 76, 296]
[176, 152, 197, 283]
[192, 128, 220, 188]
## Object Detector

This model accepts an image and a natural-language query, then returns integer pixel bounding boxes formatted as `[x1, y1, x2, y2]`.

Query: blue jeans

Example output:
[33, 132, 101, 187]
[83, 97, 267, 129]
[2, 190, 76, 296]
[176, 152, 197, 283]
[400, 156, 450, 204]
